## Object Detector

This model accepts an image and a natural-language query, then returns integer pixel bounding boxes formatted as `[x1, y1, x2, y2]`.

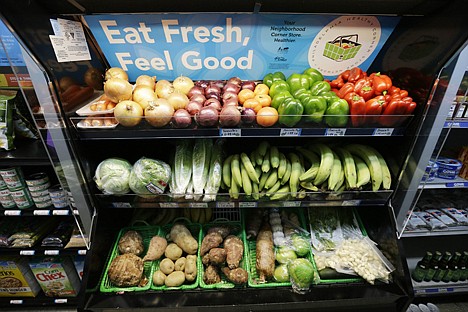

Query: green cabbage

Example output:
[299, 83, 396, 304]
[94, 158, 132, 195]
[129, 157, 171, 195]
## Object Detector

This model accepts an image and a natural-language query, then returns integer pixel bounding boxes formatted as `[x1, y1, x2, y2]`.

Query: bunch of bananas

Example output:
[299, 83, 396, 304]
[222, 141, 391, 200]
[183, 207, 213, 224]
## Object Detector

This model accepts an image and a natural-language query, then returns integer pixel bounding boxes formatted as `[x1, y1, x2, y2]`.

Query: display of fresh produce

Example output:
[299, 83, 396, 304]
[94, 158, 133, 195]
[129, 157, 171, 196]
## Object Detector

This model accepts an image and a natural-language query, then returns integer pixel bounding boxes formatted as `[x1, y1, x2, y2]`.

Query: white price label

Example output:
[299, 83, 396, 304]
[216, 202, 235, 208]
[4, 210, 21, 216]
[220, 128, 241, 137]
[52, 210, 69, 215]
[20, 250, 35, 256]
[342, 200, 361, 206]
[280, 128, 302, 137]
[325, 128, 346, 136]
[159, 202, 179, 208]
[373, 128, 394, 136]
[33, 210, 51, 216]
[78, 249, 87, 255]
[111, 202, 132, 208]
[45, 250, 60, 255]
[189, 202, 208, 208]
[55, 299, 68, 304]
[10, 300, 23, 305]
[239, 202, 258, 208]
[283, 201, 301, 207]
[73, 210, 79, 215]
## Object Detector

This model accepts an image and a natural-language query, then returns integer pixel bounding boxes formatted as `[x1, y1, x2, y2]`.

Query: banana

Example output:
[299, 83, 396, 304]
[266, 180, 281, 196]
[281, 159, 292, 185]
[366, 146, 392, 190]
[222, 155, 233, 188]
[353, 155, 371, 188]
[261, 150, 271, 173]
[231, 154, 242, 187]
[333, 164, 345, 192]
[252, 183, 260, 200]
[241, 162, 253, 195]
[240, 152, 259, 184]
[300, 181, 319, 191]
[258, 141, 270, 157]
[297, 147, 321, 182]
[230, 174, 239, 199]
[270, 185, 290, 201]
[270, 146, 280, 168]
[190, 208, 200, 223]
[264, 169, 278, 189]
[288, 152, 301, 197]
[309, 143, 334, 186]
[250, 149, 258, 167]
[255, 148, 264, 166]
[346, 144, 383, 191]
[327, 151, 342, 191]
[259, 170, 270, 191]
[278, 152, 287, 178]
[297, 189, 307, 199]
[335, 147, 357, 189]
[204, 208, 213, 223]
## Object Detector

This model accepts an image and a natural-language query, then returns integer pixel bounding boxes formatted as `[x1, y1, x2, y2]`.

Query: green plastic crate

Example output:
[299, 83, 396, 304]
[199, 221, 248, 289]
[100, 225, 160, 293]
[323, 34, 361, 62]
[150, 220, 201, 291]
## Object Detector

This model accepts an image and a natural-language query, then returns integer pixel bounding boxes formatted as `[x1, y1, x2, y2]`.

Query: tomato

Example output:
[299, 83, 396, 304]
[254, 83, 270, 95]
[256, 107, 279, 127]
[255, 94, 272, 107]
[238, 89, 255, 104]
[243, 98, 263, 113]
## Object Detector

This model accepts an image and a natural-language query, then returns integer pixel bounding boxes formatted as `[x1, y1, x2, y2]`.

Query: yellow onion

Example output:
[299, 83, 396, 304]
[167, 92, 189, 110]
[173, 75, 194, 95]
[113, 100, 143, 127]
[132, 86, 158, 110]
[155, 80, 175, 99]
[104, 78, 133, 103]
[135, 75, 156, 90]
[144, 98, 174, 128]
[104, 67, 128, 81]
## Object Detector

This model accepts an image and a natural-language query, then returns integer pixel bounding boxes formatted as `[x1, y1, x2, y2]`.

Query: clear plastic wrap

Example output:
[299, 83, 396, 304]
[129, 157, 171, 195]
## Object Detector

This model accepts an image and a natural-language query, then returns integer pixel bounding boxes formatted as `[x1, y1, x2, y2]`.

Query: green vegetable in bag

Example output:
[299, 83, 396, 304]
[129, 157, 171, 195]
[288, 258, 315, 291]
[274, 264, 290, 282]
[0, 90, 17, 150]
[291, 234, 310, 257]
[94, 158, 133, 195]
[275, 246, 298, 264]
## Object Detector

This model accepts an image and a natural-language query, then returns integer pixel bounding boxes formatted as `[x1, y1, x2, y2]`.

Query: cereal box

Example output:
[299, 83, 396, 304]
[0, 257, 40, 297]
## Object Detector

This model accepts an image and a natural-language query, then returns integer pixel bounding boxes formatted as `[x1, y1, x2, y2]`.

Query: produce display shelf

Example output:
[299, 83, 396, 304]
[0, 294, 79, 308]
[444, 120, 468, 129]
[418, 176, 468, 189]
[401, 226, 468, 237]
[0, 208, 79, 216]
[0, 247, 87, 256]
[71, 122, 407, 139]
[413, 281, 468, 297]
[0, 140, 50, 166]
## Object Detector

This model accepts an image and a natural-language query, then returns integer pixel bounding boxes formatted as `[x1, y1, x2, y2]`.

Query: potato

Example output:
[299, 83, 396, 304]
[185, 255, 197, 282]
[165, 243, 183, 261]
[165, 271, 185, 287]
[159, 258, 175, 275]
[174, 257, 186, 271]
[143, 236, 168, 262]
[152, 270, 166, 286]
[169, 224, 198, 255]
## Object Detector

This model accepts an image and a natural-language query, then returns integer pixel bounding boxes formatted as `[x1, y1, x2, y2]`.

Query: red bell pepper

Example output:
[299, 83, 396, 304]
[337, 82, 355, 99]
[365, 96, 386, 124]
[372, 72, 392, 95]
[354, 77, 374, 101]
[379, 98, 408, 127]
[406, 101, 417, 114]
[344, 92, 366, 127]
[348, 67, 365, 83]
[330, 75, 344, 89]
[341, 70, 351, 82]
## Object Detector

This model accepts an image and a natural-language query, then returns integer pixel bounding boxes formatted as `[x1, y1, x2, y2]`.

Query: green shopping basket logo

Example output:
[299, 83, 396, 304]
[323, 34, 362, 62]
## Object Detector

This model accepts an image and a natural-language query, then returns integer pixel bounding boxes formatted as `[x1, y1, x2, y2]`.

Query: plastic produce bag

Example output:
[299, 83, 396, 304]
[129, 157, 171, 195]
[0, 90, 16, 150]
[94, 158, 132, 195]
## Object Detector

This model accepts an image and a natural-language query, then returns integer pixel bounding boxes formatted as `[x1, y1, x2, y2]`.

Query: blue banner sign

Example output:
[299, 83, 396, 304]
[85, 14, 399, 81]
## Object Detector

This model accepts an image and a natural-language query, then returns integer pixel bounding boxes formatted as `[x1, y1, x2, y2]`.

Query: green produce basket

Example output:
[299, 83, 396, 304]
[150, 219, 201, 291]
[100, 225, 160, 293]
[323, 34, 361, 62]
[308, 207, 366, 284]
[242, 208, 317, 288]
[199, 221, 248, 289]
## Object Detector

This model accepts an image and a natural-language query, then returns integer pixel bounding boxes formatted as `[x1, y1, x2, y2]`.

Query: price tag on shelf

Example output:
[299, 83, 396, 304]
[325, 128, 346, 136]
[52, 210, 69, 215]
[283, 201, 301, 207]
[159, 202, 179, 208]
[373, 128, 394, 136]
[111, 202, 132, 208]
[189, 202, 208, 208]
[342, 200, 361, 206]
[280, 128, 302, 137]
[33, 210, 51, 216]
[220, 128, 241, 137]
[19, 250, 35, 256]
[44, 250, 60, 256]
[78, 249, 87, 255]
[10, 300, 23, 305]
[4, 210, 21, 216]
[55, 299, 68, 304]
[216, 202, 235, 208]
[73, 209, 79, 215]
[446, 182, 468, 188]
[239, 202, 257, 208]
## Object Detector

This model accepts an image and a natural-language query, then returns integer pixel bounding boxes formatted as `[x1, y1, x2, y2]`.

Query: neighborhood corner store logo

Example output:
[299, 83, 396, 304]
[308, 16, 381, 76]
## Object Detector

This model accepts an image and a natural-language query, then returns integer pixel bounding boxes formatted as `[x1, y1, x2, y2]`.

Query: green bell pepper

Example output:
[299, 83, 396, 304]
[287, 73, 312, 93]
[303, 68, 324, 83]
[269, 80, 290, 98]
[292, 88, 312, 103]
[320, 91, 340, 106]
[263, 71, 287, 87]
[278, 97, 304, 127]
[310, 80, 331, 96]
[302, 95, 328, 123]
[325, 99, 349, 127]
[271, 91, 293, 110]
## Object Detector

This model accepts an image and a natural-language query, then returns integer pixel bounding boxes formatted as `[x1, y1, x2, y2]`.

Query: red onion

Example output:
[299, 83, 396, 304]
[204, 98, 222, 111]
[188, 86, 204, 98]
[223, 98, 239, 107]
[172, 109, 192, 128]
[210, 80, 225, 89]
[186, 101, 203, 115]
[219, 105, 241, 127]
[195, 106, 219, 127]
[223, 82, 241, 94]
[241, 107, 256, 124]
[242, 81, 256, 91]
[205, 92, 220, 101]
[227, 77, 242, 87]
[190, 93, 206, 105]
[222, 91, 239, 103]
[205, 84, 221, 96]
[195, 80, 209, 88]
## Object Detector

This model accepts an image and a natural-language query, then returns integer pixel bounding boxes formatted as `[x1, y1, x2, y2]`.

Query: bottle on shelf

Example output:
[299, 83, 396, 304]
[459, 251, 468, 282]
[432, 251, 452, 282]
[424, 251, 442, 282]
[412, 251, 433, 282]
[442, 251, 462, 283]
